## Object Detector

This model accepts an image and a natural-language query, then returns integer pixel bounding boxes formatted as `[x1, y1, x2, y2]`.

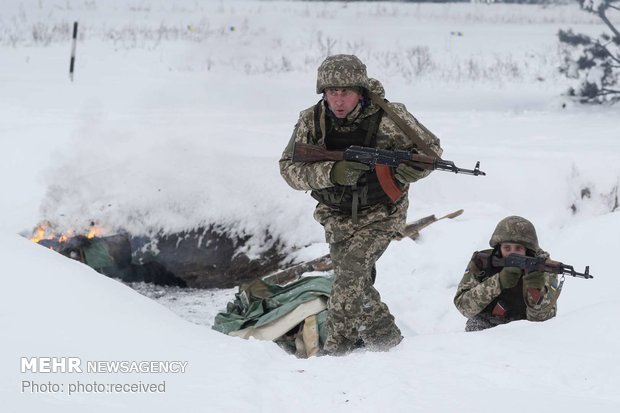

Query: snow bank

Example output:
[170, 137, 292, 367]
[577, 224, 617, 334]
[2, 1, 620, 411]
[2, 212, 620, 412]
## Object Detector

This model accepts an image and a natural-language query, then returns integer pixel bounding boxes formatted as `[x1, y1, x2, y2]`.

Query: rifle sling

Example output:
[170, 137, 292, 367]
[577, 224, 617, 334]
[367, 91, 440, 158]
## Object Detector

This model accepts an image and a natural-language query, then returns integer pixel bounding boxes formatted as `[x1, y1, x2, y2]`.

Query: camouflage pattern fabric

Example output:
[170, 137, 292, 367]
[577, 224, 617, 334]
[489, 215, 539, 251]
[323, 225, 402, 355]
[280, 74, 441, 241]
[454, 248, 558, 331]
[279, 55, 442, 354]
[316, 54, 370, 94]
[279, 79, 443, 213]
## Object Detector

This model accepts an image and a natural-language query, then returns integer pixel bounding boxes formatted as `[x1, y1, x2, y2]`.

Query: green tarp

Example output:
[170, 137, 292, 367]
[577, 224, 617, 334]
[83, 239, 115, 270]
[212, 276, 333, 339]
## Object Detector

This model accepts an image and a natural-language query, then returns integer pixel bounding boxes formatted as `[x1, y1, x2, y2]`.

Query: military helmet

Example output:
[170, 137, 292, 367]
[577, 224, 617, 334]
[489, 216, 539, 252]
[316, 54, 369, 94]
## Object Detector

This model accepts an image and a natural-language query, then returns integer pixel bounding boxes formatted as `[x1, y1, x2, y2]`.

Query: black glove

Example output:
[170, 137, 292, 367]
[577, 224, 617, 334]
[394, 163, 425, 185]
[330, 161, 370, 186]
[498, 266, 521, 289]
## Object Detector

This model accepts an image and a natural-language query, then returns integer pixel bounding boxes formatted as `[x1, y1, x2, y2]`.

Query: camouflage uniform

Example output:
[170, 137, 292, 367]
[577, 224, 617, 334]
[280, 55, 442, 354]
[453, 216, 558, 331]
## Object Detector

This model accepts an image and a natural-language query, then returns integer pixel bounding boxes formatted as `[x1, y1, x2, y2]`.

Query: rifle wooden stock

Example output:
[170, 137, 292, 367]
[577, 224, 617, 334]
[292, 143, 344, 163]
[402, 154, 436, 170]
[395, 208, 464, 240]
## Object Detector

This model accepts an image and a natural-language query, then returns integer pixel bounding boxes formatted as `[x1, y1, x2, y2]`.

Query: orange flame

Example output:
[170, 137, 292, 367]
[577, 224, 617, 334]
[86, 225, 105, 239]
[58, 228, 74, 243]
[30, 223, 107, 244]
[30, 225, 48, 243]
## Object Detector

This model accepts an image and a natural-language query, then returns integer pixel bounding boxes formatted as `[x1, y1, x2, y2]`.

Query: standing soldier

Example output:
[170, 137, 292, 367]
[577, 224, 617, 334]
[454, 216, 558, 331]
[279, 54, 442, 355]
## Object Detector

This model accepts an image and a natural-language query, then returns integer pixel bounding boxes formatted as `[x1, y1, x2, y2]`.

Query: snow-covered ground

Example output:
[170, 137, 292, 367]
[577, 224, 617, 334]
[1, 1, 619, 412]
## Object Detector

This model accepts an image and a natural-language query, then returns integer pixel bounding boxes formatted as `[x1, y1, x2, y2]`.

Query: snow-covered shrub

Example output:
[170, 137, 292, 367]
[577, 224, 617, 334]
[559, 0, 620, 104]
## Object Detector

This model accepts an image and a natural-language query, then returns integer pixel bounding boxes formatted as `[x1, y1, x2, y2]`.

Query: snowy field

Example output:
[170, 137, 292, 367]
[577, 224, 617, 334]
[1, 1, 619, 412]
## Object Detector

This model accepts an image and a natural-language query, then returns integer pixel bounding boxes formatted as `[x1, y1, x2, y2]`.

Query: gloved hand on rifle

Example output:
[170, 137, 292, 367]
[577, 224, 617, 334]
[330, 160, 370, 186]
[523, 271, 546, 290]
[394, 163, 426, 185]
[498, 266, 522, 289]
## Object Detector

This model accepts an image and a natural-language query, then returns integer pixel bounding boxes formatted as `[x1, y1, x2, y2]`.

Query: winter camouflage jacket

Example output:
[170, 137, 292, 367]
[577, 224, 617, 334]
[279, 78, 442, 243]
[454, 248, 558, 326]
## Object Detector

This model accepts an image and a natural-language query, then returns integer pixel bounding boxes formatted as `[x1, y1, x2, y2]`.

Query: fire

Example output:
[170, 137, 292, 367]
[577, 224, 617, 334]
[30, 225, 48, 243]
[86, 225, 105, 239]
[30, 223, 107, 244]
[58, 228, 74, 243]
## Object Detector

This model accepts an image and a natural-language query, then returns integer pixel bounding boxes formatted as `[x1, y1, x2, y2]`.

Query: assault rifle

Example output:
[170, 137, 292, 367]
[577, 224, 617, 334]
[475, 251, 593, 279]
[292, 142, 485, 202]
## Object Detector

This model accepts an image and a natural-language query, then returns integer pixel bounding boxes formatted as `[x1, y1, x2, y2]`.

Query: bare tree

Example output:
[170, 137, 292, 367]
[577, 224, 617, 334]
[559, 0, 620, 104]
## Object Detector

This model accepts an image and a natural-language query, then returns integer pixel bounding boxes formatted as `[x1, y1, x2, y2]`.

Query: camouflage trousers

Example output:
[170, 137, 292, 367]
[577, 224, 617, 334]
[323, 226, 402, 355]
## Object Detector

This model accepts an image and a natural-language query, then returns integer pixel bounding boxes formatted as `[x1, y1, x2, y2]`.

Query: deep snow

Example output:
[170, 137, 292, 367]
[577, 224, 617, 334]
[1, 1, 619, 412]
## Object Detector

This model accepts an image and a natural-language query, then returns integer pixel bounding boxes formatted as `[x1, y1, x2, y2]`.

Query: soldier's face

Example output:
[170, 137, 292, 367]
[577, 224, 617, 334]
[500, 243, 526, 257]
[324, 88, 362, 118]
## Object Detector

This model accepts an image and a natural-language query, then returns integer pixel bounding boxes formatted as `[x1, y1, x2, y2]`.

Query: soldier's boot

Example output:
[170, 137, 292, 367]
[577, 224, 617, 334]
[465, 313, 511, 332]
[322, 330, 359, 356]
[361, 323, 403, 352]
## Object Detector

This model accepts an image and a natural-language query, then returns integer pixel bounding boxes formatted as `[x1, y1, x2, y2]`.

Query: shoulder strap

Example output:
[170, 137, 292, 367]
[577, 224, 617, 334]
[364, 109, 383, 147]
[367, 91, 440, 158]
[313, 100, 326, 143]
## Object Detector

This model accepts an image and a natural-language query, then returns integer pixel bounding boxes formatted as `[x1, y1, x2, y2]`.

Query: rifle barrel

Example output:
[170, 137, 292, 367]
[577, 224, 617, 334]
[564, 265, 593, 279]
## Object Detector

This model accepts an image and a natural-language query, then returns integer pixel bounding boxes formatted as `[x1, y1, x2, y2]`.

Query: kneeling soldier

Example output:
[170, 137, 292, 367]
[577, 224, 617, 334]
[454, 216, 558, 331]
